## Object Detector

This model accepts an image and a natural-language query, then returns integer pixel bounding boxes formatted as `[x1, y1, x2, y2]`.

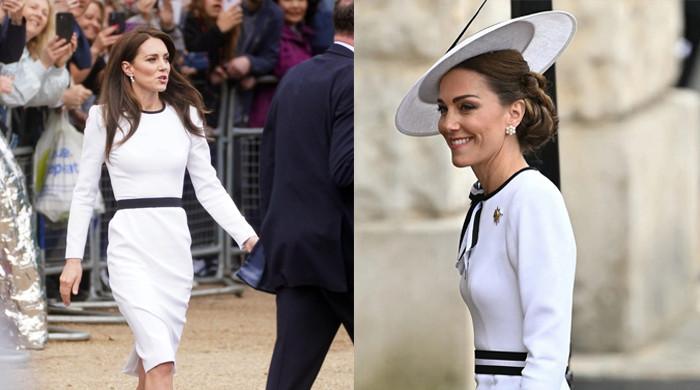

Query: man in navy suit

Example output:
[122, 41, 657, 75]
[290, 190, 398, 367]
[259, 0, 353, 388]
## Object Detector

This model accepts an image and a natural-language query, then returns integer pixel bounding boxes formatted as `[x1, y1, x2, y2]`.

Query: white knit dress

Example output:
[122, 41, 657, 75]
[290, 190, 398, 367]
[66, 104, 255, 375]
[457, 168, 576, 390]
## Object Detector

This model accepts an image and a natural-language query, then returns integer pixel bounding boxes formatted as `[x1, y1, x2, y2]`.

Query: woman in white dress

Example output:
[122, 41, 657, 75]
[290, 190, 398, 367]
[59, 27, 258, 389]
[396, 12, 577, 390]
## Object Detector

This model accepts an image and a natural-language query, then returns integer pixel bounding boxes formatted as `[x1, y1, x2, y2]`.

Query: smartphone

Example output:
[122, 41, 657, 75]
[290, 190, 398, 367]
[55, 12, 75, 42]
[108, 11, 126, 34]
[223, 0, 240, 11]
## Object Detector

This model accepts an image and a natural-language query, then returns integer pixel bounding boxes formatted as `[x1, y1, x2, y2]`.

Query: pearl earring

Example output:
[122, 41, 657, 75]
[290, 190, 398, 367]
[505, 125, 516, 136]
[128, 75, 134, 83]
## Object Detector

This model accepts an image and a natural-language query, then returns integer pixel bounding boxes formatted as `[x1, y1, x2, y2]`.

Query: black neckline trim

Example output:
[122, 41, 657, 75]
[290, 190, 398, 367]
[141, 104, 166, 114]
[481, 167, 535, 201]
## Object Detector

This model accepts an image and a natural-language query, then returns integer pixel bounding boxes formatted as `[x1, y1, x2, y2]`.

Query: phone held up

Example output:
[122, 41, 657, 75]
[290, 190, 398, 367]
[223, 0, 241, 11]
[108, 11, 127, 34]
[55, 12, 75, 42]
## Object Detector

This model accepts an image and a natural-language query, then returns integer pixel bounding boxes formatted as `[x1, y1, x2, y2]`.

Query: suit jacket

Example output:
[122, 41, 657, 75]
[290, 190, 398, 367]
[259, 43, 353, 293]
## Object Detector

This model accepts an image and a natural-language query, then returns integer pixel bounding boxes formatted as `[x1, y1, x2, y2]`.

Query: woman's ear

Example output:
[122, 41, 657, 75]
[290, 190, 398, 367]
[121, 61, 133, 77]
[508, 99, 525, 126]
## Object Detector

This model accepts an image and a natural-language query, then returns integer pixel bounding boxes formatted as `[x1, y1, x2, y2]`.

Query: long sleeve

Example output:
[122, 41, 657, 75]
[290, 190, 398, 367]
[0, 51, 69, 108]
[28, 65, 70, 107]
[328, 67, 353, 187]
[0, 17, 26, 64]
[65, 105, 106, 260]
[507, 183, 576, 390]
[0, 50, 44, 107]
[242, 6, 283, 76]
[186, 108, 256, 246]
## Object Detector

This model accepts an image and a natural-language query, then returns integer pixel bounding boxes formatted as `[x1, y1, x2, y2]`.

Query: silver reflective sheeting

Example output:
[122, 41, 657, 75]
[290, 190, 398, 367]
[0, 135, 47, 349]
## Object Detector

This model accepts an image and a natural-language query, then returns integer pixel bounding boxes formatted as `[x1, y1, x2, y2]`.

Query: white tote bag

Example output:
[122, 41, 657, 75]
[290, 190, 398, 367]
[33, 110, 104, 222]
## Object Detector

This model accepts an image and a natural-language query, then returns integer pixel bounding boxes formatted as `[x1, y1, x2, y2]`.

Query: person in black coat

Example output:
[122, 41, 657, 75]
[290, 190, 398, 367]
[258, 0, 353, 388]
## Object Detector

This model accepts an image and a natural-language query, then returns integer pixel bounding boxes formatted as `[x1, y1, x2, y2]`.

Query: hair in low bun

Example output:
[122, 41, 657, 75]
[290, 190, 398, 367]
[518, 71, 558, 152]
[453, 50, 559, 153]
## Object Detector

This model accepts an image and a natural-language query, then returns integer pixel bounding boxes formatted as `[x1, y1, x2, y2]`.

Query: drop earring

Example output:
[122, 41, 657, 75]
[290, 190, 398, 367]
[128, 75, 134, 83]
[505, 125, 516, 136]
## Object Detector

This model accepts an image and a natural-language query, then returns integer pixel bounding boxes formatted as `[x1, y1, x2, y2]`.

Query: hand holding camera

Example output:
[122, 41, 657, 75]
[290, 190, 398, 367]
[216, 2, 242, 33]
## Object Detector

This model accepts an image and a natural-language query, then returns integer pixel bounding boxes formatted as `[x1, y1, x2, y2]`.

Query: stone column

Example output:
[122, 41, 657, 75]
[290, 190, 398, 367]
[555, 0, 700, 352]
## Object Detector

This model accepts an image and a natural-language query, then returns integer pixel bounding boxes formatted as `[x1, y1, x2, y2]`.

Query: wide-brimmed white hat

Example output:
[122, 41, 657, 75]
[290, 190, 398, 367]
[395, 10, 576, 137]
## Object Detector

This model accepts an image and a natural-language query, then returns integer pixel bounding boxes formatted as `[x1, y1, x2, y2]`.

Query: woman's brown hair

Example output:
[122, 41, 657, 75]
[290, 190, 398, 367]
[454, 49, 558, 153]
[99, 27, 209, 160]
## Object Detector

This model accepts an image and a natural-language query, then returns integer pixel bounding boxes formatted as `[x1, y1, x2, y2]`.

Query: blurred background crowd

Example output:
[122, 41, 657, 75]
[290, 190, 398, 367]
[0, 0, 335, 146]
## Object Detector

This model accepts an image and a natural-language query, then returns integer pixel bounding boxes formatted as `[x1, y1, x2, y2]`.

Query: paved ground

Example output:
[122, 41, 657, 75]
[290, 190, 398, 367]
[14, 287, 353, 389]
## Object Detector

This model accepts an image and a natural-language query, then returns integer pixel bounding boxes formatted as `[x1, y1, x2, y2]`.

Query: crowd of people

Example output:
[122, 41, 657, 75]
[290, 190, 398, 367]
[0, 0, 334, 148]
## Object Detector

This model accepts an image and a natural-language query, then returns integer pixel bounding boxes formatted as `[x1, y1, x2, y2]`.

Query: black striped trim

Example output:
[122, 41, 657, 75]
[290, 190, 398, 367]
[475, 349, 527, 361]
[116, 197, 182, 210]
[475, 365, 523, 376]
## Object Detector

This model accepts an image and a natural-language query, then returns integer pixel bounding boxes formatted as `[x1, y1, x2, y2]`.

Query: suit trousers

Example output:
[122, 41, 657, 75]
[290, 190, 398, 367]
[265, 286, 353, 390]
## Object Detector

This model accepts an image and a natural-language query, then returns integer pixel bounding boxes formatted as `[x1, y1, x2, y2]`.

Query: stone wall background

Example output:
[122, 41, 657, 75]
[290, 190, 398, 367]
[356, 0, 700, 388]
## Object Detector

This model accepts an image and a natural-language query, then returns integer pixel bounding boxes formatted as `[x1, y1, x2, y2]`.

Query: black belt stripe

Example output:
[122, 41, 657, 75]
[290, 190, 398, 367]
[116, 197, 183, 210]
[475, 365, 523, 376]
[475, 349, 527, 361]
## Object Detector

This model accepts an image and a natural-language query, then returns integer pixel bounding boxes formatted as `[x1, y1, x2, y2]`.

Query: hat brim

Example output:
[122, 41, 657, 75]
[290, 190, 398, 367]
[395, 11, 576, 137]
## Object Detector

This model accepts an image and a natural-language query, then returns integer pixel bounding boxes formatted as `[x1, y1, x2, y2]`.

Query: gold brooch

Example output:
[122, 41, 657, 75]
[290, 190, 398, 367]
[493, 207, 503, 224]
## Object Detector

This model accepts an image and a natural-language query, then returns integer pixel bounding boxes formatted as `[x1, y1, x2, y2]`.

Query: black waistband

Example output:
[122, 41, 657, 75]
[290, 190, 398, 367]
[475, 365, 523, 376]
[475, 349, 527, 376]
[116, 197, 182, 210]
[475, 350, 527, 361]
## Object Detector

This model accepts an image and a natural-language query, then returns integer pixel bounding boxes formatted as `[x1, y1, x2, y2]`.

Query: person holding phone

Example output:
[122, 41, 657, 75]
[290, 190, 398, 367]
[71, 1, 121, 90]
[59, 27, 257, 389]
[0, 0, 76, 110]
[183, 0, 242, 127]
[54, 0, 95, 72]
[126, 0, 183, 49]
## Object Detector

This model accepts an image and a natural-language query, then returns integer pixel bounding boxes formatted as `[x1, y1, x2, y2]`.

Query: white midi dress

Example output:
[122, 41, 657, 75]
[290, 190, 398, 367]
[457, 168, 576, 390]
[65, 104, 255, 375]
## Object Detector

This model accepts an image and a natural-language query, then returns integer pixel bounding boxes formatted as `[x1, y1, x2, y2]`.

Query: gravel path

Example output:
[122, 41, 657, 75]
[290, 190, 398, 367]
[23, 288, 353, 389]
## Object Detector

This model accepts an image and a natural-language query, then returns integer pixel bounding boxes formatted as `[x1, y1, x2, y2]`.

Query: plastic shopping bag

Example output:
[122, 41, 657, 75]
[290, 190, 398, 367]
[33, 110, 104, 222]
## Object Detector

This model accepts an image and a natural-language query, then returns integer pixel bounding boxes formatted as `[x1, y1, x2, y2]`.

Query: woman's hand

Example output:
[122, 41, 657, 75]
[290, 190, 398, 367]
[224, 55, 251, 79]
[41, 33, 78, 68]
[242, 236, 259, 253]
[0, 75, 13, 94]
[239, 76, 256, 90]
[40, 37, 71, 69]
[59, 259, 83, 306]
[92, 25, 121, 56]
[216, 5, 242, 34]
[62, 84, 92, 109]
[159, 0, 175, 30]
[56, 33, 78, 68]
[209, 65, 228, 85]
[2, 0, 25, 25]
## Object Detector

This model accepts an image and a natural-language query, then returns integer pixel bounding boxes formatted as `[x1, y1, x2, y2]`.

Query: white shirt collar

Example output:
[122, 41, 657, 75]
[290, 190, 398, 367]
[334, 41, 354, 53]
